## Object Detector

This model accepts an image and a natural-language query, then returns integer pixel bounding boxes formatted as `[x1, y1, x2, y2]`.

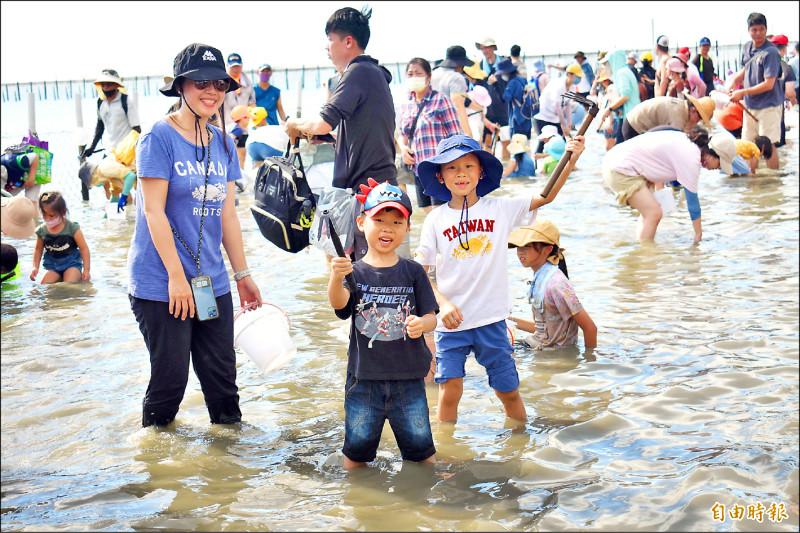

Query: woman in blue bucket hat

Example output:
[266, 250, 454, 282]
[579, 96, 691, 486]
[413, 133, 585, 425]
[128, 43, 263, 428]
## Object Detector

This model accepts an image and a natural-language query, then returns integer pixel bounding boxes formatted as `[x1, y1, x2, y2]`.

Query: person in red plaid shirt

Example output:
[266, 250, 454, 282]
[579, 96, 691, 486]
[398, 58, 464, 214]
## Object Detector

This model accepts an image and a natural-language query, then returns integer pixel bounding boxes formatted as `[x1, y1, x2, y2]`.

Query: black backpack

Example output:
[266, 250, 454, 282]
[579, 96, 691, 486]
[97, 93, 129, 116]
[250, 139, 316, 253]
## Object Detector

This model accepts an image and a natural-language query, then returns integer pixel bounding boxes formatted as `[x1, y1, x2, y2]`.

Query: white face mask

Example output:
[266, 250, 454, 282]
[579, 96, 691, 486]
[406, 76, 427, 94]
[501, 74, 511, 82]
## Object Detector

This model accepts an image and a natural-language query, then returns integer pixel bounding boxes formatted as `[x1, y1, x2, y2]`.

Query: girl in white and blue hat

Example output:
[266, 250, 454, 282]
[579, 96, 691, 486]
[413, 133, 585, 425]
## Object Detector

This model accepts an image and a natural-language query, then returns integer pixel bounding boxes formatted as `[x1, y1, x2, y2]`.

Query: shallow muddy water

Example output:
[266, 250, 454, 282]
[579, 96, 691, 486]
[2, 107, 798, 531]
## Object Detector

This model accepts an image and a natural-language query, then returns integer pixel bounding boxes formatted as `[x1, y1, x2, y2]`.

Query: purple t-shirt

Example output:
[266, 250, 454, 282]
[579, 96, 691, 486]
[127, 120, 241, 301]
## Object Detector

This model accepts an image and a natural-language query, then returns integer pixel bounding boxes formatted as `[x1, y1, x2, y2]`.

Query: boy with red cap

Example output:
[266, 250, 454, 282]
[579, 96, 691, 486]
[328, 179, 438, 470]
[770, 34, 797, 147]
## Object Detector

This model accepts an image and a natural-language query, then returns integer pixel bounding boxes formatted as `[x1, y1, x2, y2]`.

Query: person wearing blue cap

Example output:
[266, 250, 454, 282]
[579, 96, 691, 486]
[692, 37, 715, 96]
[496, 57, 532, 139]
[328, 178, 438, 470]
[413, 133, 585, 425]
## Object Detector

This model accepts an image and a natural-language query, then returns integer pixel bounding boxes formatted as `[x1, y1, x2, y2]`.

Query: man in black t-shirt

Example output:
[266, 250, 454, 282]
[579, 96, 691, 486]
[285, 6, 396, 193]
[285, 6, 397, 260]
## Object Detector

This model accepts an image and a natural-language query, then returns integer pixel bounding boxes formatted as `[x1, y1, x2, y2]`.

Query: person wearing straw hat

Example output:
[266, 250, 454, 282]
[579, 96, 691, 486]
[461, 63, 494, 144]
[502, 133, 536, 178]
[620, 94, 715, 142]
[594, 72, 622, 151]
[508, 218, 596, 350]
[128, 42, 262, 428]
[476, 37, 511, 159]
[574, 51, 595, 99]
[1, 195, 37, 240]
[602, 127, 736, 243]
[82, 69, 141, 160]
[413, 133, 586, 424]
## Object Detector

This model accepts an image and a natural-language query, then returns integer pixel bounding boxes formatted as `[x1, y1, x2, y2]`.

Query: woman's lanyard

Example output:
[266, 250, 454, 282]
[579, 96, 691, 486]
[528, 262, 558, 314]
[171, 124, 211, 277]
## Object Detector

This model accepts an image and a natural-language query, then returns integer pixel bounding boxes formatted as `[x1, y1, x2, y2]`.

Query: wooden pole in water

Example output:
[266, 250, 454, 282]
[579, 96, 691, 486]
[75, 91, 90, 201]
[296, 79, 302, 118]
[27, 92, 36, 135]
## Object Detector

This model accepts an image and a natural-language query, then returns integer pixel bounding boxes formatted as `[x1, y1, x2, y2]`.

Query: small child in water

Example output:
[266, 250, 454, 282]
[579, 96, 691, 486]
[508, 218, 596, 349]
[31, 191, 91, 283]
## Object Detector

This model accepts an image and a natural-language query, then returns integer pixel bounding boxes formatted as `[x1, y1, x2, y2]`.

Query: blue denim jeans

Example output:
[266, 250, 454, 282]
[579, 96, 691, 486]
[343, 373, 436, 463]
[43, 249, 82, 276]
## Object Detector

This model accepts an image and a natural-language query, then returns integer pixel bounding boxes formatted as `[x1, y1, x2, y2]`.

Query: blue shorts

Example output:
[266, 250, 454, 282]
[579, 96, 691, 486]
[43, 249, 82, 276]
[246, 142, 282, 162]
[343, 373, 436, 463]
[434, 320, 519, 392]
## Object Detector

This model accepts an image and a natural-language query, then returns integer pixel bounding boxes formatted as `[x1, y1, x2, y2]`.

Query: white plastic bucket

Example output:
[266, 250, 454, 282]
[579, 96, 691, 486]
[233, 303, 295, 373]
[653, 187, 676, 216]
[104, 203, 126, 221]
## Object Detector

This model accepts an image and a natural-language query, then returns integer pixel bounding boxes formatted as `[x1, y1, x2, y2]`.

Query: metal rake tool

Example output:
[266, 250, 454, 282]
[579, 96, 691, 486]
[539, 92, 600, 198]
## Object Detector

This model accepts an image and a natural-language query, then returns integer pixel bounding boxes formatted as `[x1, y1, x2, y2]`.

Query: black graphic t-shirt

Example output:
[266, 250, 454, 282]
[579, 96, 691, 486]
[34, 219, 81, 259]
[334, 257, 439, 380]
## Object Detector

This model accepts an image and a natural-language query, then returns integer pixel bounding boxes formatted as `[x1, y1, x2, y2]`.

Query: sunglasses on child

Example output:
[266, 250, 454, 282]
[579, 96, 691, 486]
[190, 79, 230, 92]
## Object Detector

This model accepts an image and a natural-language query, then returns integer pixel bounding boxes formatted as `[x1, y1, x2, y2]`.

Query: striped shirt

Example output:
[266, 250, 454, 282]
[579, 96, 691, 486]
[400, 90, 463, 174]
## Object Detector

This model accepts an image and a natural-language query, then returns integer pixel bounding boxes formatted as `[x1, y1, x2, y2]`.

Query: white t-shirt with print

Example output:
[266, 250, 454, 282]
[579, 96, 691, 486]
[414, 195, 534, 332]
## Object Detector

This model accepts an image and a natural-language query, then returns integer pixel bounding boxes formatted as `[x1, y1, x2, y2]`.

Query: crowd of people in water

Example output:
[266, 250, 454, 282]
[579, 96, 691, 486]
[1, 7, 797, 469]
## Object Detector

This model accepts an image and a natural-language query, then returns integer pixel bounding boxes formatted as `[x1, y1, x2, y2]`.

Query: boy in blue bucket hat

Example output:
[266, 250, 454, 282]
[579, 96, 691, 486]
[328, 178, 439, 469]
[413, 133, 585, 424]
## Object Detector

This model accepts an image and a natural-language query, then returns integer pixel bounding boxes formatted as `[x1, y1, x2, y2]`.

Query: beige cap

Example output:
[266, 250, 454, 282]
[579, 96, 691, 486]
[508, 218, 564, 265]
[1, 195, 37, 240]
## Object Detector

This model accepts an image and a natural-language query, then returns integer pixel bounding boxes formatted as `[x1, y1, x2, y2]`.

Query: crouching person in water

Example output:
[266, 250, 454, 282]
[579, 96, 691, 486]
[127, 43, 262, 428]
[328, 180, 438, 469]
[508, 218, 596, 350]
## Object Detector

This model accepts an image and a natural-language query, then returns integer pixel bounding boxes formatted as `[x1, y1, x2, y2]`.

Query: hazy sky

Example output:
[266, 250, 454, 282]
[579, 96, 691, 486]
[1, 0, 798, 83]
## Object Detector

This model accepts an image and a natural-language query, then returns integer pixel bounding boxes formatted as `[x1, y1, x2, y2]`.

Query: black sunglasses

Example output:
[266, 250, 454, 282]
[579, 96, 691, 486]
[191, 79, 230, 92]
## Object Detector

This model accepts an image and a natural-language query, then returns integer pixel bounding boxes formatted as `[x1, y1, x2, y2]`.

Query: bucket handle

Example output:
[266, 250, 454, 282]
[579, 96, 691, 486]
[234, 301, 292, 329]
